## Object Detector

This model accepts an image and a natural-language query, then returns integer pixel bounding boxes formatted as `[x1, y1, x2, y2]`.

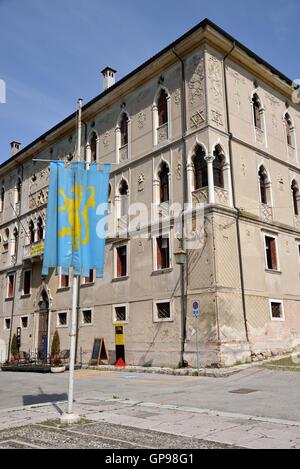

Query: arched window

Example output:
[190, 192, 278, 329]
[119, 180, 129, 217]
[158, 90, 168, 127]
[12, 227, 18, 256]
[285, 113, 294, 147]
[192, 146, 208, 190]
[0, 187, 4, 212]
[90, 132, 97, 162]
[16, 178, 22, 204]
[120, 113, 128, 147]
[292, 180, 299, 216]
[158, 162, 170, 203]
[258, 166, 268, 205]
[3, 228, 9, 252]
[29, 220, 35, 244]
[252, 93, 263, 130]
[37, 217, 44, 242]
[213, 146, 225, 189]
[108, 183, 112, 214]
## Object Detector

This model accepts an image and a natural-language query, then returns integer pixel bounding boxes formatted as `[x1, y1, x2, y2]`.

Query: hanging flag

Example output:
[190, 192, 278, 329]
[42, 161, 110, 278]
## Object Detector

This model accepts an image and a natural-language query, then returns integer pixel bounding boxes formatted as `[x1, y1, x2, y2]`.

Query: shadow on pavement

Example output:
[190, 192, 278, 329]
[23, 387, 68, 415]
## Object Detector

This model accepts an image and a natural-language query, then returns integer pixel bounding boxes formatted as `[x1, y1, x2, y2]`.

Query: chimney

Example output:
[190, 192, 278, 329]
[101, 67, 117, 91]
[10, 141, 21, 157]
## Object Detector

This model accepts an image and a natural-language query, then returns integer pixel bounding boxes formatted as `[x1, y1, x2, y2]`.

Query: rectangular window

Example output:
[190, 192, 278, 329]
[82, 309, 92, 325]
[270, 301, 284, 321]
[113, 305, 128, 323]
[154, 300, 173, 323]
[265, 236, 278, 270]
[116, 245, 127, 278]
[4, 318, 11, 330]
[156, 237, 170, 270]
[57, 312, 67, 327]
[83, 270, 94, 285]
[60, 274, 70, 289]
[21, 316, 28, 329]
[7, 274, 15, 299]
[23, 270, 31, 295]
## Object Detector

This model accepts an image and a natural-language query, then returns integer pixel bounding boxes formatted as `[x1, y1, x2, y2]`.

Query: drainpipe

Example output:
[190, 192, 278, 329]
[222, 42, 251, 347]
[172, 48, 188, 367]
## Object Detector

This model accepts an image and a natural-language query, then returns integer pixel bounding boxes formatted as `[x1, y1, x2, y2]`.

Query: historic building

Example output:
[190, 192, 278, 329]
[0, 19, 300, 367]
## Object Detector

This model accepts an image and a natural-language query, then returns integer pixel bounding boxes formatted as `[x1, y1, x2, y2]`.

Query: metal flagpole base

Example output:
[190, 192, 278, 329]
[60, 413, 81, 425]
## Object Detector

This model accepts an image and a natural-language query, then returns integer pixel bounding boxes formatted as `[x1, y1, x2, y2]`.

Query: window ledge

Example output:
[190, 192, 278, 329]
[153, 318, 174, 323]
[152, 268, 173, 276]
[5, 297, 13, 302]
[57, 325, 68, 329]
[265, 269, 282, 275]
[80, 283, 95, 288]
[57, 287, 71, 292]
[112, 276, 129, 283]
[81, 323, 94, 328]
[21, 294, 31, 299]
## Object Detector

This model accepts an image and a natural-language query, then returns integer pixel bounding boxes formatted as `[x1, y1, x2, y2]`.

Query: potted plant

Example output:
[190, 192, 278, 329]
[10, 334, 20, 364]
[50, 330, 65, 373]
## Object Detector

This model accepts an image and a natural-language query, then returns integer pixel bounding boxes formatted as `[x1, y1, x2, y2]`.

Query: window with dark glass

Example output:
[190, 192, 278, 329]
[21, 317, 28, 328]
[120, 114, 128, 147]
[82, 309, 92, 325]
[159, 162, 169, 203]
[119, 180, 128, 217]
[259, 167, 268, 205]
[29, 220, 35, 244]
[158, 90, 168, 127]
[115, 306, 127, 322]
[58, 312, 67, 326]
[285, 114, 293, 147]
[16, 178, 22, 204]
[116, 245, 127, 278]
[84, 270, 94, 284]
[5, 318, 11, 330]
[157, 302, 171, 320]
[193, 146, 208, 190]
[252, 94, 262, 129]
[90, 132, 97, 162]
[37, 217, 43, 242]
[12, 228, 18, 256]
[23, 270, 31, 295]
[0, 187, 5, 212]
[265, 236, 278, 270]
[213, 147, 224, 188]
[157, 236, 170, 270]
[271, 302, 283, 319]
[292, 181, 299, 216]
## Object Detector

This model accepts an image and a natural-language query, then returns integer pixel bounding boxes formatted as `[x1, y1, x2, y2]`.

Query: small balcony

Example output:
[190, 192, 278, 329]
[192, 187, 229, 207]
[23, 240, 44, 260]
[255, 127, 265, 145]
[260, 203, 273, 223]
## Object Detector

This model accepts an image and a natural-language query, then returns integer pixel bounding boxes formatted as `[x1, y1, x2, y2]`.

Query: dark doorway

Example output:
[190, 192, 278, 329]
[38, 290, 49, 362]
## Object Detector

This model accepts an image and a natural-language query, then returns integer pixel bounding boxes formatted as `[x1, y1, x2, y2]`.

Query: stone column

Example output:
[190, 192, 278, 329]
[205, 154, 215, 204]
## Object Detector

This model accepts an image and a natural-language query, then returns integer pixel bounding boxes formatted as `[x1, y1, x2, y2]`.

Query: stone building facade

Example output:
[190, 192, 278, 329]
[0, 19, 299, 367]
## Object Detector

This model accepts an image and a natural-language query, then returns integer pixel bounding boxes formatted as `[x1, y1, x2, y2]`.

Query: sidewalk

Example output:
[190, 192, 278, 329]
[1, 396, 300, 449]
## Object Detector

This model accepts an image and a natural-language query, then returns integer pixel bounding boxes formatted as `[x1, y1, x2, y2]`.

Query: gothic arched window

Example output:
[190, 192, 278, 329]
[37, 217, 44, 242]
[213, 146, 225, 189]
[158, 162, 170, 204]
[120, 114, 128, 147]
[90, 132, 97, 162]
[158, 89, 168, 127]
[119, 180, 129, 217]
[192, 146, 208, 190]
[259, 166, 268, 205]
[292, 180, 299, 216]
[252, 93, 263, 130]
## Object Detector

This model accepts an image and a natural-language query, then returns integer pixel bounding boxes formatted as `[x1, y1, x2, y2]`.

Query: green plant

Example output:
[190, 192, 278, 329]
[51, 330, 61, 366]
[10, 334, 19, 358]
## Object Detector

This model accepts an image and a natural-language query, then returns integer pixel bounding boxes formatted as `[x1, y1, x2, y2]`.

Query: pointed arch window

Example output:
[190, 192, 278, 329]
[16, 178, 22, 205]
[285, 113, 294, 148]
[3, 228, 9, 252]
[37, 216, 44, 242]
[259, 166, 268, 205]
[120, 114, 128, 147]
[252, 93, 263, 130]
[192, 146, 208, 190]
[29, 220, 35, 244]
[213, 146, 225, 189]
[0, 187, 5, 213]
[90, 132, 97, 162]
[158, 162, 170, 203]
[158, 90, 168, 127]
[292, 180, 299, 216]
[12, 227, 18, 256]
[119, 180, 129, 218]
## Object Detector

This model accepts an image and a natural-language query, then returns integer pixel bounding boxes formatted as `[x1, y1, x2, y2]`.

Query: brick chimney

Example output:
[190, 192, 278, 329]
[101, 67, 117, 91]
[10, 141, 21, 157]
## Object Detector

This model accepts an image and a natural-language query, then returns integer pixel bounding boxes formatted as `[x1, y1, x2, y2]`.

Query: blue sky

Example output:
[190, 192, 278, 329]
[0, 0, 299, 163]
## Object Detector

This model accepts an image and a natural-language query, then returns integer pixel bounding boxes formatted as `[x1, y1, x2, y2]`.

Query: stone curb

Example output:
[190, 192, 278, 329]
[89, 353, 295, 378]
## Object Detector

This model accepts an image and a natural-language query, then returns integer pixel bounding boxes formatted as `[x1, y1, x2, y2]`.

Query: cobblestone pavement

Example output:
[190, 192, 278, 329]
[0, 420, 236, 449]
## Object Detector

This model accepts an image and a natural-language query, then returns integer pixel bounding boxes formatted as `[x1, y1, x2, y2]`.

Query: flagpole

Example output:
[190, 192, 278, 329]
[61, 98, 83, 425]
